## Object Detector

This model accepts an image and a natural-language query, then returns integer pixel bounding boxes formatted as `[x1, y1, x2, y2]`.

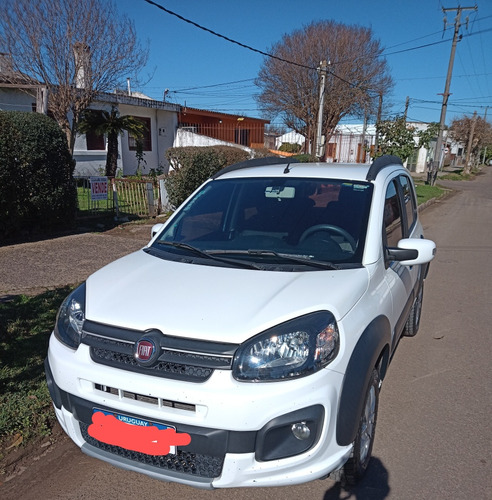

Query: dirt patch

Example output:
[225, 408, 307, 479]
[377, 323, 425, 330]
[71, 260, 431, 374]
[0, 423, 67, 483]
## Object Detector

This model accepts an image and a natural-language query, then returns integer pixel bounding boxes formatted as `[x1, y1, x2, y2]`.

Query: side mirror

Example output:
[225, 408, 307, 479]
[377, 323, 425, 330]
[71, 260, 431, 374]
[151, 223, 164, 240]
[387, 238, 436, 266]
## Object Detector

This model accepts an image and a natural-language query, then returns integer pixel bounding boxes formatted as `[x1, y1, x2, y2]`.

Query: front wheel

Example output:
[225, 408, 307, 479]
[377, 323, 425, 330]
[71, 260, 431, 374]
[332, 368, 380, 486]
[404, 281, 424, 337]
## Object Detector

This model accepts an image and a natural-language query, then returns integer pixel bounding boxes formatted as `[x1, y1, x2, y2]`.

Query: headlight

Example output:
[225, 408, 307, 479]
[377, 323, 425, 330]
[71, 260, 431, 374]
[54, 283, 86, 349]
[233, 312, 339, 382]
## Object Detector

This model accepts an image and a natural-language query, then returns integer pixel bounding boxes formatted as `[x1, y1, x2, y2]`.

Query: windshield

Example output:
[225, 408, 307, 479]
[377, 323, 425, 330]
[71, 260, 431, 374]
[152, 177, 373, 269]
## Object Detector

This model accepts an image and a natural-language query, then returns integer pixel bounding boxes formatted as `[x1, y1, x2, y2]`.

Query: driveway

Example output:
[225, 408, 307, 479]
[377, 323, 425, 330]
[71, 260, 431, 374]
[0, 223, 154, 297]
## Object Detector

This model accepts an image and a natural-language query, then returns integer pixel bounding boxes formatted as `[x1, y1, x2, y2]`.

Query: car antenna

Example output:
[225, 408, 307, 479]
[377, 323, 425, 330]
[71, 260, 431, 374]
[283, 163, 292, 174]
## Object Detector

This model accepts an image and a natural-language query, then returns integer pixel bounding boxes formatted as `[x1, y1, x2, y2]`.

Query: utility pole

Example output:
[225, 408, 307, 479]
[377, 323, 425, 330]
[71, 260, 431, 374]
[374, 91, 383, 155]
[316, 60, 328, 159]
[482, 107, 488, 165]
[431, 4, 478, 185]
[361, 112, 368, 163]
[403, 96, 410, 122]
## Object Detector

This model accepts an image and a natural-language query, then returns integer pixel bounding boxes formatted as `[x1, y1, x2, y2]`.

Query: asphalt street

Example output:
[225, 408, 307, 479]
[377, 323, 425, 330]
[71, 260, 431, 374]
[1, 168, 491, 500]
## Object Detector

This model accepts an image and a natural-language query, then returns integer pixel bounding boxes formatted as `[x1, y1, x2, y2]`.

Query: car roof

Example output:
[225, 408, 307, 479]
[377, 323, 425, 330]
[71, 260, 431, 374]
[212, 155, 405, 183]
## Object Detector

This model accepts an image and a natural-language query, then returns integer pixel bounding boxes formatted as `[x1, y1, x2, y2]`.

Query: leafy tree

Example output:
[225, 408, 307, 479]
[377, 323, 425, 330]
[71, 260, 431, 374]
[256, 21, 393, 153]
[417, 122, 440, 150]
[449, 114, 492, 173]
[77, 107, 146, 177]
[375, 116, 416, 161]
[0, 0, 148, 152]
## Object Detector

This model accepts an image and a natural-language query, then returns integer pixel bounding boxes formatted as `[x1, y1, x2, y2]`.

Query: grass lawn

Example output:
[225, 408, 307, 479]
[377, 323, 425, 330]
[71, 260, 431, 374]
[0, 287, 73, 460]
[414, 182, 446, 205]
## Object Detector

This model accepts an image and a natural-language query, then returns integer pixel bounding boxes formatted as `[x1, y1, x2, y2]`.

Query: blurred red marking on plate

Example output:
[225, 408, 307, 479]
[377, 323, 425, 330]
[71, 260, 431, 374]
[88, 411, 191, 456]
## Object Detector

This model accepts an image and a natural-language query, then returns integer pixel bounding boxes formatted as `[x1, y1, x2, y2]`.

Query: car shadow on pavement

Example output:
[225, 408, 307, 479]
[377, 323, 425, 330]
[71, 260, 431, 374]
[323, 458, 390, 500]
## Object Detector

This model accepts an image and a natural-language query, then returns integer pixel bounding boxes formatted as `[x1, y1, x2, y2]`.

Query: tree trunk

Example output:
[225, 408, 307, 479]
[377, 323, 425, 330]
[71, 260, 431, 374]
[106, 131, 119, 177]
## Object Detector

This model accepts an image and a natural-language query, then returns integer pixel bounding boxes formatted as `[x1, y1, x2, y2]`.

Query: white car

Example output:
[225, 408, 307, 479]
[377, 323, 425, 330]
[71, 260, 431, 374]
[45, 155, 436, 488]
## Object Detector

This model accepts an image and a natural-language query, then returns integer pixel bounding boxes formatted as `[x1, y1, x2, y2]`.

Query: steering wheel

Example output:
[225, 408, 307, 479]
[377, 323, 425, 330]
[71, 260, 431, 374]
[299, 224, 356, 250]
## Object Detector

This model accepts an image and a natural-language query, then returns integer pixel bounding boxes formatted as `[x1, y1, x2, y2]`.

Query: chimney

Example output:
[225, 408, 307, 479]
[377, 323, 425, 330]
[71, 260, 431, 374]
[73, 42, 90, 89]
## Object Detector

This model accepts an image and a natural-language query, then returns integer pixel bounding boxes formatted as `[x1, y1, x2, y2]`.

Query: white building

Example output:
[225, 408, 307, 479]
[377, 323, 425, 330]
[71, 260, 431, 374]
[275, 122, 458, 174]
[72, 92, 179, 177]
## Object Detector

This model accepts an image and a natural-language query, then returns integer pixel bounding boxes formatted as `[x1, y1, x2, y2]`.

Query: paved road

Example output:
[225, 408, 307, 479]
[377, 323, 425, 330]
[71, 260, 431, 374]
[2, 169, 492, 499]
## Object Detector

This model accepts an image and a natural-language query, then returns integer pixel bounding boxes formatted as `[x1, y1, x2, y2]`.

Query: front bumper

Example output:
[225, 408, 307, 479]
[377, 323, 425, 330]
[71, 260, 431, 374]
[45, 334, 351, 488]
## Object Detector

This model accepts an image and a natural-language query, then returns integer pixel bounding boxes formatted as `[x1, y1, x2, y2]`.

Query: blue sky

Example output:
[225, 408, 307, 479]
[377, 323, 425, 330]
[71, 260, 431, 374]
[117, 0, 492, 128]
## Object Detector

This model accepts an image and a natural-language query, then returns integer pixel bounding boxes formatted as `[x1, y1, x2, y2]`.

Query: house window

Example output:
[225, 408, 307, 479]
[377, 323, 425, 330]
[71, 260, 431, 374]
[86, 131, 105, 150]
[86, 132, 106, 150]
[84, 110, 106, 150]
[128, 117, 151, 151]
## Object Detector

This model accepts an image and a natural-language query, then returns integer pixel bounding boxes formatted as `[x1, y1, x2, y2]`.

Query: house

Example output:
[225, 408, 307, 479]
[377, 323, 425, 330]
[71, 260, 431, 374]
[175, 107, 269, 151]
[0, 53, 48, 114]
[0, 53, 270, 176]
[275, 122, 462, 173]
[276, 125, 377, 164]
[72, 91, 180, 177]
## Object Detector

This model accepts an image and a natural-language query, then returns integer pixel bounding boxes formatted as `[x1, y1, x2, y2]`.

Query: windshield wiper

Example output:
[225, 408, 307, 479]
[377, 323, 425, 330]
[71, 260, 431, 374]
[155, 241, 261, 269]
[209, 249, 340, 270]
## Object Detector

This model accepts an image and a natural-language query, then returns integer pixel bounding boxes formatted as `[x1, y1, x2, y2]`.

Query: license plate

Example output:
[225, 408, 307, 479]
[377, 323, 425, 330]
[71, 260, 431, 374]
[89, 409, 190, 456]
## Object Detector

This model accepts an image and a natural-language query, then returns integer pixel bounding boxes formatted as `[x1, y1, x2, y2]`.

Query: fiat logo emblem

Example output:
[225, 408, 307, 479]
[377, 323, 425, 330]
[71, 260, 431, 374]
[134, 338, 157, 366]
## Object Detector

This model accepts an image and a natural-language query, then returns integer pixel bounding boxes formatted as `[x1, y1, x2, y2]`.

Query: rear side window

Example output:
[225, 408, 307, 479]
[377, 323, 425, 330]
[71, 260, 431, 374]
[384, 180, 403, 247]
[399, 175, 417, 231]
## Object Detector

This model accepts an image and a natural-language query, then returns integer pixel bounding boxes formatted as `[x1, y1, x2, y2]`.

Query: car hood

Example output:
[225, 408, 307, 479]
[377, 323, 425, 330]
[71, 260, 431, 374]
[85, 249, 369, 344]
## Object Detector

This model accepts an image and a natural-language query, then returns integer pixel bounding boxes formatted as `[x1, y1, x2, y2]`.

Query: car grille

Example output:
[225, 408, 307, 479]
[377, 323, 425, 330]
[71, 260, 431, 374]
[80, 422, 224, 479]
[81, 320, 238, 383]
[94, 384, 196, 412]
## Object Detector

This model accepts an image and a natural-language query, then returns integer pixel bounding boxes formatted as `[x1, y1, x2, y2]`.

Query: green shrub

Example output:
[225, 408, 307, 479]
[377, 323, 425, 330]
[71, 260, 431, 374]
[0, 111, 76, 239]
[293, 153, 319, 163]
[279, 142, 301, 153]
[164, 146, 249, 207]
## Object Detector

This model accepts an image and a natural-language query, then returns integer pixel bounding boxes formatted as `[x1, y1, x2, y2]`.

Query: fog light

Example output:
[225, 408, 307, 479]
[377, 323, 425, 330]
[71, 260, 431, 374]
[291, 422, 311, 440]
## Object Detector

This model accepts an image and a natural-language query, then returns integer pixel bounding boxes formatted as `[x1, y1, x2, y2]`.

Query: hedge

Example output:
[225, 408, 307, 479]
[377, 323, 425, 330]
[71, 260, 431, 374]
[164, 146, 250, 208]
[0, 111, 76, 240]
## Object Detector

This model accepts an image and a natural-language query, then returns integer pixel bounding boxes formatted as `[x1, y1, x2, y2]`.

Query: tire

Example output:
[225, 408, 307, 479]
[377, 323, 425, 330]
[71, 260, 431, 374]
[331, 368, 379, 486]
[404, 281, 424, 337]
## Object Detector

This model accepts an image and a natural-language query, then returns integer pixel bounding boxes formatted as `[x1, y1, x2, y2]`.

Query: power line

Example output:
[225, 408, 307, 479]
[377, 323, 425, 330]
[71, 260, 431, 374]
[141, 0, 383, 96]
[142, 0, 314, 71]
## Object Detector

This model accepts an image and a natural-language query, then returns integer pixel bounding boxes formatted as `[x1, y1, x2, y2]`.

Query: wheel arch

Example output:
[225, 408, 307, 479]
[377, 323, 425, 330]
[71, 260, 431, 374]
[336, 315, 391, 446]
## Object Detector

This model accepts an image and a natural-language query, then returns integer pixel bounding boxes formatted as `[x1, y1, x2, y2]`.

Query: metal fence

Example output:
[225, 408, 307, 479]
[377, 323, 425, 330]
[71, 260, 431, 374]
[75, 177, 160, 219]
[113, 178, 159, 217]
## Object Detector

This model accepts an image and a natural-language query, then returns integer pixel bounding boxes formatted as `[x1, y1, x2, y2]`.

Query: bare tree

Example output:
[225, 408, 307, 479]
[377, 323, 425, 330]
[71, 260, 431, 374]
[0, 0, 149, 152]
[256, 21, 393, 154]
[449, 114, 492, 173]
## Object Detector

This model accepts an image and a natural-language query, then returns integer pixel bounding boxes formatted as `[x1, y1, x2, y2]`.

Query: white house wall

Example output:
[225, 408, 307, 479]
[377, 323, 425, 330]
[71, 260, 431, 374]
[174, 128, 251, 152]
[118, 104, 177, 176]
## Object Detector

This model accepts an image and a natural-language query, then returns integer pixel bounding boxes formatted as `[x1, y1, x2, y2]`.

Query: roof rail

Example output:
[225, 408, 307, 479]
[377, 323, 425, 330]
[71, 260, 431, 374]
[212, 156, 299, 180]
[366, 155, 403, 181]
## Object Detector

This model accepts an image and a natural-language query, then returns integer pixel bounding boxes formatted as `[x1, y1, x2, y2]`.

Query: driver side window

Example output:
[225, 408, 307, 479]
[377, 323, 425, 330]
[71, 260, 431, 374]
[384, 180, 403, 247]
